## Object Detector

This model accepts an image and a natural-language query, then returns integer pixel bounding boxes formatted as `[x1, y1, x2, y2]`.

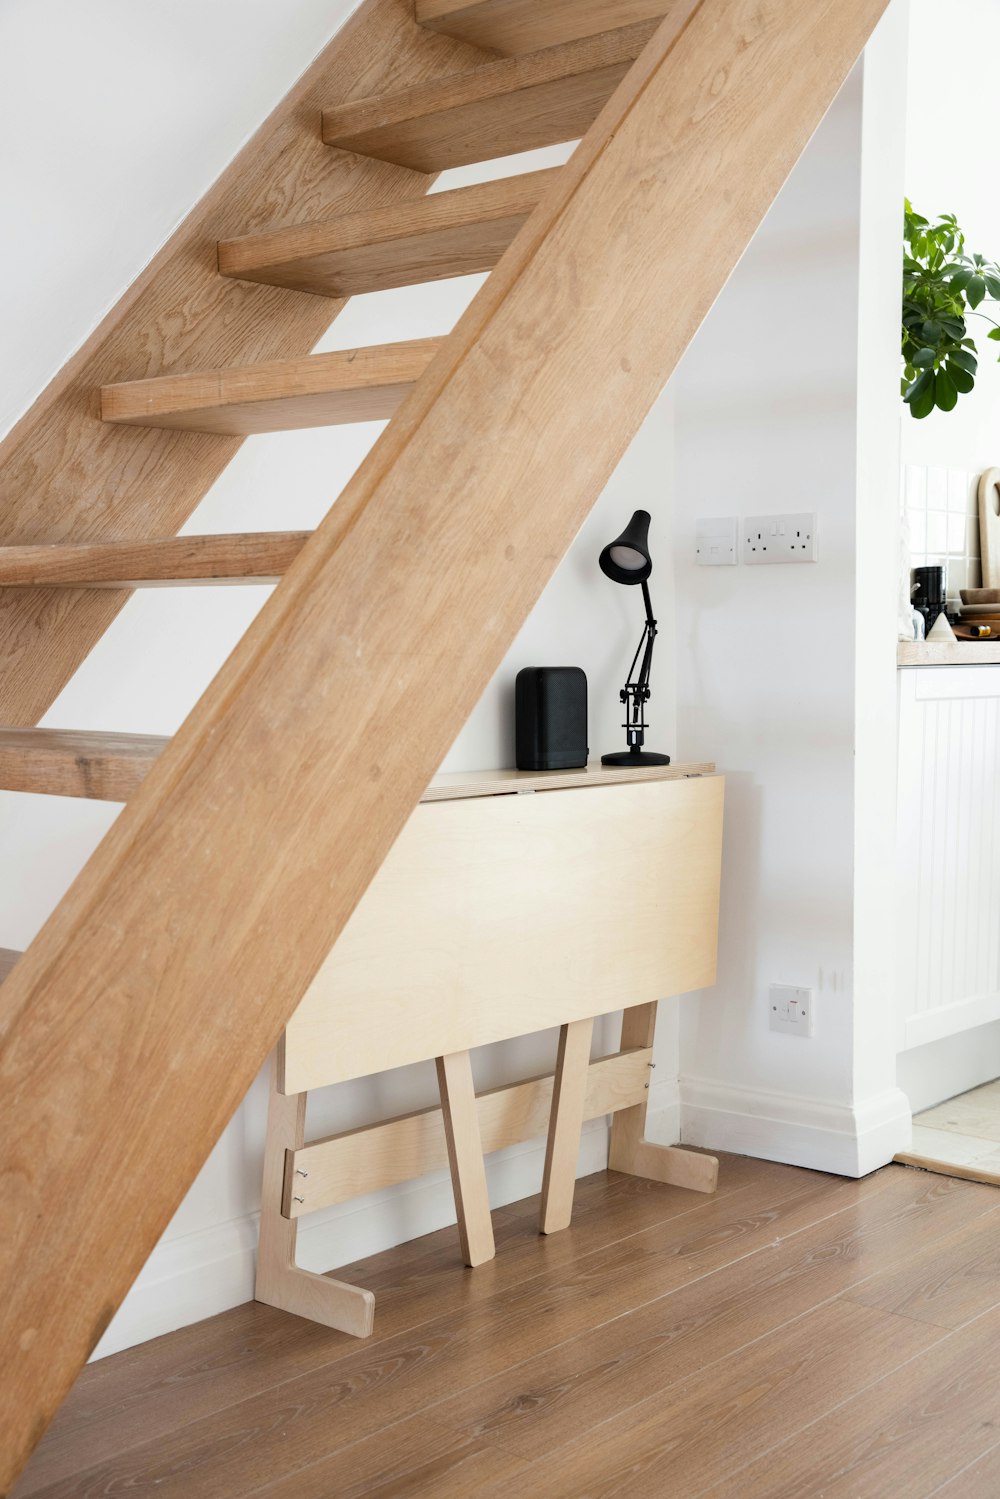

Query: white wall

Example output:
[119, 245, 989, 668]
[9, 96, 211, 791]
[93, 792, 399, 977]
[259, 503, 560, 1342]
[895, 0, 1000, 1110]
[0, 5, 678, 1355]
[671, 17, 910, 1177]
[900, 0, 1000, 477]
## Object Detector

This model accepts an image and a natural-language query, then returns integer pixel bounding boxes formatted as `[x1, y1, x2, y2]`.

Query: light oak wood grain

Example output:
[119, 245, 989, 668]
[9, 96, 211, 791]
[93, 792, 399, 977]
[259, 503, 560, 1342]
[894, 1152, 1000, 1188]
[219, 169, 561, 298]
[101, 340, 441, 435]
[436, 1051, 496, 1267]
[284, 1047, 651, 1217]
[897, 640, 1000, 666]
[540, 1018, 594, 1234]
[0, 0, 489, 726]
[282, 777, 723, 1091]
[0, 948, 21, 984]
[0, 0, 888, 1478]
[321, 19, 660, 171]
[422, 759, 714, 800]
[0, 533, 309, 589]
[254, 1053, 375, 1339]
[0, 727, 168, 801]
[417, 0, 676, 54]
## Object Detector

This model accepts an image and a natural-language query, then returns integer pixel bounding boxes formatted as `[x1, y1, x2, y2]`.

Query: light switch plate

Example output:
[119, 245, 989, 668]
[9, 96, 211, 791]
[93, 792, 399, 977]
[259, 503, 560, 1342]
[743, 513, 817, 564]
[770, 984, 814, 1037]
[695, 516, 738, 566]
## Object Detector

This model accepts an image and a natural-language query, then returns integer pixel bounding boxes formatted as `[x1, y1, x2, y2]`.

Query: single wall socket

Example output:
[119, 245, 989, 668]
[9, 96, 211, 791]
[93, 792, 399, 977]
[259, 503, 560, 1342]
[695, 516, 738, 566]
[769, 984, 814, 1037]
[743, 514, 817, 564]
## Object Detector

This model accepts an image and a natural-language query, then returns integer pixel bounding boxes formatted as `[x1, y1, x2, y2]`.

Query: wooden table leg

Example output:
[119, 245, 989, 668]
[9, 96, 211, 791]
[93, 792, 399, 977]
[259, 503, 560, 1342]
[256, 1049, 375, 1336]
[540, 1015, 594, 1234]
[436, 1050, 495, 1266]
[609, 1003, 718, 1194]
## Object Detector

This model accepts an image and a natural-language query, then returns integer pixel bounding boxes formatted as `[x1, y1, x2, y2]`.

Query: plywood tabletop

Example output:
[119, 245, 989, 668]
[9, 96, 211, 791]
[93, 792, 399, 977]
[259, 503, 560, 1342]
[421, 760, 716, 801]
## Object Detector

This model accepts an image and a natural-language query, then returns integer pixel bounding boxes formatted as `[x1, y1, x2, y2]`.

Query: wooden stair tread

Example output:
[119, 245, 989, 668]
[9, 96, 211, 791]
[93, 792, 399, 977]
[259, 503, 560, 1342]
[100, 340, 441, 436]
[0, 728, 168, 802]
[417, 0, 674, 55]
[321, 19, 659, 172]
[0, 949, 21, 984]
[0, 532, 311, 589]
[218, 169, 561, 298]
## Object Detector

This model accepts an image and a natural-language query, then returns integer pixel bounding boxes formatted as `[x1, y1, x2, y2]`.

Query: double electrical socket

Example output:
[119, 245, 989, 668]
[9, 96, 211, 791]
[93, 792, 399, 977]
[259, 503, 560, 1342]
[695, 514, 818, 566]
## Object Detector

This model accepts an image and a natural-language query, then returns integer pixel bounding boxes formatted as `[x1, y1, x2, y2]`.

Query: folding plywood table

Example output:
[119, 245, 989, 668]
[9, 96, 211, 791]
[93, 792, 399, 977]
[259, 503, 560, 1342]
[257, 761, 724, 1336]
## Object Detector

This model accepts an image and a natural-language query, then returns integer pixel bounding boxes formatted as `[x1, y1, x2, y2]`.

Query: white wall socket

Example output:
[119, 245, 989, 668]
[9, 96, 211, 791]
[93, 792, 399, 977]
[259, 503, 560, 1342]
[769, 984, 814, 1037]
[695, 516, 738, 566]
[743, 513, 817, 565]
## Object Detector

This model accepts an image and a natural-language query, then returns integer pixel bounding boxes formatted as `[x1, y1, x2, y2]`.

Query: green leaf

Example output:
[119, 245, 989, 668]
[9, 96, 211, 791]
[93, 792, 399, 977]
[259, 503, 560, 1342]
[911, 347, 936, 368]
[968, 275, 987, 308]
[922, 319, 943, 342]
[911, 381, 936, 419]
[949, 348, 978, 374]
[950, 266, 975, 292]
[947, 362, 975, 394]
[987, 274, 1000, 300]
[904, 369, 933, 404]
[988, 328, 1000, 341]
[935, 369, 959, 411]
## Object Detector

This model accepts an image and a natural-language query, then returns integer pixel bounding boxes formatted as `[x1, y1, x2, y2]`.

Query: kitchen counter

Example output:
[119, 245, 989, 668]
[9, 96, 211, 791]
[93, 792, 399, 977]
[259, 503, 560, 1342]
[898, 641, 1000, 666]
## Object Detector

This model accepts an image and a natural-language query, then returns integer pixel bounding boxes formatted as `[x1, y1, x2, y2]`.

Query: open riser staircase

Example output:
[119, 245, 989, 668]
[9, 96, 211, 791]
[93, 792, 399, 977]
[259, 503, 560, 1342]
[0, 0, 889, 1487]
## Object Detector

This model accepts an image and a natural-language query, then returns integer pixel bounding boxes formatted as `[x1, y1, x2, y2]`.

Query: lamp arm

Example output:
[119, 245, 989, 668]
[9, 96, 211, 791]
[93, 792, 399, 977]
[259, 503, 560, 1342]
[628, 580, 658, 696]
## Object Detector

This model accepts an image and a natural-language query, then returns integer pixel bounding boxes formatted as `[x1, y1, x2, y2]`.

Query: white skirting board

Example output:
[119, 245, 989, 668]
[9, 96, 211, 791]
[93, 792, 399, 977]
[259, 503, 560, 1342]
[680, 1077, 912, 1178]
[93, 1075, 680, 1360]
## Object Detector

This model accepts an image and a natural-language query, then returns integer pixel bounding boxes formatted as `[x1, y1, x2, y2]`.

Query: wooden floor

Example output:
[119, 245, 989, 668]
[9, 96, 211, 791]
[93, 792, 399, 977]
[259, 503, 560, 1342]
[15, 1153, 1000, 1498]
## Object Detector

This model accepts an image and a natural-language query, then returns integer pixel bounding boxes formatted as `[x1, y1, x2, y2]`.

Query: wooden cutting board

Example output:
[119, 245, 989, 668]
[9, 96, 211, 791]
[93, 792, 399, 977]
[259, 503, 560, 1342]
[979, 468, 1000, 587]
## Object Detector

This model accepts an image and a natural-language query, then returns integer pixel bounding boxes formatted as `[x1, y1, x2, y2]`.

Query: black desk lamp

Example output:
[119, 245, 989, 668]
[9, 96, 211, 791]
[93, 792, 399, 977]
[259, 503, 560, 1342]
[598, 509, 671, 767]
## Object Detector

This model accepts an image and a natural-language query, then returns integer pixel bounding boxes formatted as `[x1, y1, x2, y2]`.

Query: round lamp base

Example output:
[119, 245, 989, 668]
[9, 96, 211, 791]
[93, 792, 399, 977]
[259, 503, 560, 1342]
[601, 749, 671, 767]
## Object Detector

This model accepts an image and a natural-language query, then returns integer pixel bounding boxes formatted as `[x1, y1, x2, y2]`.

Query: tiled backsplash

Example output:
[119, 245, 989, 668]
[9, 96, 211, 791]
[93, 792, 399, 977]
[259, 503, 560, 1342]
[902, 464, 981, 601]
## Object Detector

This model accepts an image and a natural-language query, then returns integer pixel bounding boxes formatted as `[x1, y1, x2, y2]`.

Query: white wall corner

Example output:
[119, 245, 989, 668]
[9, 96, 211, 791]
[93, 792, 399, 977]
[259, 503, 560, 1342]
[679, 1076, 912, 1177]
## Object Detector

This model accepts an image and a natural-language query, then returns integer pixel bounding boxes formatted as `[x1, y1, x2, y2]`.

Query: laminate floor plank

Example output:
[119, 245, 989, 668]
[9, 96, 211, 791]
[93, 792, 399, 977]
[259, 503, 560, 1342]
[17, 1160, 996, 1499]
[844, 1199, 1000, 1329]
[695, 1300, 1000, 1499]
[16, 1165, 839, 1499]
[931, 1442, 1000, 1498]
[432, 1169, 997, 1461]
[247, 1414, 529, 1499]
[479, 1300, 945, 1499]
[21, 1155, 776, 1486]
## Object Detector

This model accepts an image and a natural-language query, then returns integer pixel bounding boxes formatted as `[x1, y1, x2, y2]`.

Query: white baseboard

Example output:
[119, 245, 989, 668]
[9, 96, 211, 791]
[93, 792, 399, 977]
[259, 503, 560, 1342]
[897, 1023, 1000, 1115]
[680, 1076, 912, 1178]
[94, 1074, 679, 1361]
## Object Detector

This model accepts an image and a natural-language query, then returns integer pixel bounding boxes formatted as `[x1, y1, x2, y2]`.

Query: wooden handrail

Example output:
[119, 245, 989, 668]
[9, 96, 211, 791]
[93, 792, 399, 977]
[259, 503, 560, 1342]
[0, 0, 889, 1482]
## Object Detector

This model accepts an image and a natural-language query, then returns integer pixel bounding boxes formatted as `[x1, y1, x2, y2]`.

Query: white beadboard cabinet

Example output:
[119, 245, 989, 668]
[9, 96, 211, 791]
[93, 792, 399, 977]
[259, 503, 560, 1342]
[897, 665, 1000, 1051]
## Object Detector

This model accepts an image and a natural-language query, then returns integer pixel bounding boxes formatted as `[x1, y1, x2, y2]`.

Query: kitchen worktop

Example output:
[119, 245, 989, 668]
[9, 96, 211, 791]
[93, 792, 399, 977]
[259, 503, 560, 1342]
[898, 641, 1000, 666]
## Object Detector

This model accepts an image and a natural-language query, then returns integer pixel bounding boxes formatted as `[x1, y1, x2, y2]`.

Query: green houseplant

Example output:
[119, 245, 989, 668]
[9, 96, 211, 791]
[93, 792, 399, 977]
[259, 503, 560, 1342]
[902, 200, 1000, 418]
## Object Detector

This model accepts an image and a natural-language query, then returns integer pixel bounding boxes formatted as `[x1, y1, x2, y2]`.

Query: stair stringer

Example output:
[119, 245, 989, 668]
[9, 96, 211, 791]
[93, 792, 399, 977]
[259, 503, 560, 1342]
[0, 0, 493, 726]
[0, 0, 890, 1486]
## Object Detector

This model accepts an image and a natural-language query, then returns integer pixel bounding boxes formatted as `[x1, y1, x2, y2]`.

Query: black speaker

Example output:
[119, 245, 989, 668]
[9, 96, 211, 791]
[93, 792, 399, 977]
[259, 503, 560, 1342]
[515, 667, 588, 772]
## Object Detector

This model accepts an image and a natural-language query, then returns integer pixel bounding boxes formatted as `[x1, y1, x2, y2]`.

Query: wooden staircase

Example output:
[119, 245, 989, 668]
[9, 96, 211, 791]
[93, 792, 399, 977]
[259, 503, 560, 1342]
[0, 0, 890, 1485]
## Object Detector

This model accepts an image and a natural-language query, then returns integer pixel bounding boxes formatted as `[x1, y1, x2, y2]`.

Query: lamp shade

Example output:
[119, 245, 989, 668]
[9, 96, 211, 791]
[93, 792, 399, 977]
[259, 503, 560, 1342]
[599, 509, 652, 584]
